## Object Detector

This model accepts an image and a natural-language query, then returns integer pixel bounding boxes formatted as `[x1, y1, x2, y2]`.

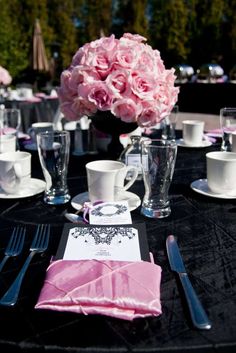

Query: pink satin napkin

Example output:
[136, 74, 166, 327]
[35, 259, 162, 321]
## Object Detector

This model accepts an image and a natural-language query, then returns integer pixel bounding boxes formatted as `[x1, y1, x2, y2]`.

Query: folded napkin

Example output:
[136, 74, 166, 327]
[35, 259, 162, 321]
[205, 128, 222, 138]
[24, 96, 42, 103]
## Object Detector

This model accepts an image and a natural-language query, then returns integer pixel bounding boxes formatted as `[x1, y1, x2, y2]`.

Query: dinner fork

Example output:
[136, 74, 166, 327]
[0, 226, 26, 272]
[0, 224, 50, 306]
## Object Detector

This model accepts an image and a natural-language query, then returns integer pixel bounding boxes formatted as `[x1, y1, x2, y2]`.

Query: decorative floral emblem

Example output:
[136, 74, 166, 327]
[70, 226, 136, 245]
[90, 203, 128, 217]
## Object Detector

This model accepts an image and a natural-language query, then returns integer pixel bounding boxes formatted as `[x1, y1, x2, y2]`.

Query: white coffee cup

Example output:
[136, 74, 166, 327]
[232, 131, 236, 152]
[0, 135, 16, 153]
[28, 122, 54, 144]
[0, 151, 31, 194]
[182, 120, 205, 146]
[206, 151, 236, 195]
[86, 160, 139, 202]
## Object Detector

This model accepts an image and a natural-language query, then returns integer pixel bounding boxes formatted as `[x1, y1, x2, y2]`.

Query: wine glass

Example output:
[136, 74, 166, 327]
[220, 107, 236, 151]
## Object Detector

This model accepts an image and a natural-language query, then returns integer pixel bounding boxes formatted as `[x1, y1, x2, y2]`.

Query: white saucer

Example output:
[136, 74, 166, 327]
[190, 179, 236, 199]
[24, 142, 37, 151]
[71, 191, 141, 212]
[176, 139, 212, 148]
[0, 178, 46, 199]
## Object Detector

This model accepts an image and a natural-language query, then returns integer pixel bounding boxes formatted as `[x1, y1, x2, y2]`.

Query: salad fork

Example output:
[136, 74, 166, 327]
[0, 224, 50, 306]
[0, 226, 26, 272]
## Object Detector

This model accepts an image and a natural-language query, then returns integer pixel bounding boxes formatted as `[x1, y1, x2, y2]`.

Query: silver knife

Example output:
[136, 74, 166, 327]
[166, 235, 212, 330]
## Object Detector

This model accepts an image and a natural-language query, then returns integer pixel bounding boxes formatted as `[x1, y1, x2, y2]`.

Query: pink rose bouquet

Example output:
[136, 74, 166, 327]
[0, 66, 12, 86]
[58, 33, 179, 127]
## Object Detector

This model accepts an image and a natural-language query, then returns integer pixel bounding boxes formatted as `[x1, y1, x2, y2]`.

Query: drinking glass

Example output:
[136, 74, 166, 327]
[220, 107, 236, 151]
[1, 108, 21, 149]
[161, 105, 179, 140]
[141, 139, 177, 218]
[37, 130, 71, 205]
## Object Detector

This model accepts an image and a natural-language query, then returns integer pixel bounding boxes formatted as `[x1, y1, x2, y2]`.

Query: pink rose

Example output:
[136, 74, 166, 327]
[122, 33, 147, 43]
[69, 66, 100, 91]
[91, 34, 117, 51]
[106, 69, 131, 98]
[60, 101, 79, 120]
[111, 98, 142, 123]
[138, 102, 160, 127]
[91, 50, 111, 79]
[113, 45, 139, 69]
[79, 82, 113, 111]
[73, 97, 97, 117]
[130, 71, 156, 100]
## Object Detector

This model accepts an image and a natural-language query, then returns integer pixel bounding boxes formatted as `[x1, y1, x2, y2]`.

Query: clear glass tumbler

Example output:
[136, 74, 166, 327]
[1, 108, 21, 149]
[220, 107, 236, 151]
[37, 130, 71, 205]
[141, 139, 177, 218]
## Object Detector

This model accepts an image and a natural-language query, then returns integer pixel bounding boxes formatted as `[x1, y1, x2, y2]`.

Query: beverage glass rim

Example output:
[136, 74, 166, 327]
[182, 119, 204, 125]
[0, 151, 31, 161]
[206, 151, 236, 161]
[141, 139, 177, 148]
[86, 159, 125, 171]
[220, 107, 236, 114]
[37, 130, 69, 137]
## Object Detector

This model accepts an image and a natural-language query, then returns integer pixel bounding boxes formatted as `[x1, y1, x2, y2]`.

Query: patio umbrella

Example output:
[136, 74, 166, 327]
[33, 19, 49, 72]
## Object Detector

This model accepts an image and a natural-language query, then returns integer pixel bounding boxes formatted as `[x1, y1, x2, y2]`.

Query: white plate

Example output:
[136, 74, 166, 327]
[0, 178, 46, 199]
[71, 191, 141, 212]
[176, 139, 212, 148]
[190, 179, 236, 199]
[24, 143, 37, 151]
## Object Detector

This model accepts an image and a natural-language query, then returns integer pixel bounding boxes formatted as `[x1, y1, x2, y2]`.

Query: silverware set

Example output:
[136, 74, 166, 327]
[0, 224, 50, 306]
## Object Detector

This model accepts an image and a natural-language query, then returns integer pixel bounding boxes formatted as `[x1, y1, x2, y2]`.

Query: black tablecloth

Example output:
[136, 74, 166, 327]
[177, 83, 236, 114]
[0, 137, 235, 353]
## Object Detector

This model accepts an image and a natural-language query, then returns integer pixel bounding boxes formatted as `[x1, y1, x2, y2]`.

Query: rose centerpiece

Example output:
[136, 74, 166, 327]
[58, 33, 179, 156]
[0, 66, 12, 101]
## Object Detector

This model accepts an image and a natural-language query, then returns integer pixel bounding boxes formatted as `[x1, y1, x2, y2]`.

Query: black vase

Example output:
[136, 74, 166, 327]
[91, 111, 138, 159]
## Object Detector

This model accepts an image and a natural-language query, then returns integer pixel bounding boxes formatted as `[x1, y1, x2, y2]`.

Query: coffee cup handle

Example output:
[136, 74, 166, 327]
[0, 163, 22, 194]
[123, 166, 139, 191]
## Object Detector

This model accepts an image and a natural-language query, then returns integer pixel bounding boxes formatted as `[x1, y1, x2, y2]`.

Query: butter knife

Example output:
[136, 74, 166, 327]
[166, 235, 212, 330]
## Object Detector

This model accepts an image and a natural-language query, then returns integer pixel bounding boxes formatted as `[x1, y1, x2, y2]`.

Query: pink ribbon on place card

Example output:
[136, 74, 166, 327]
[35, 259, 162, 321]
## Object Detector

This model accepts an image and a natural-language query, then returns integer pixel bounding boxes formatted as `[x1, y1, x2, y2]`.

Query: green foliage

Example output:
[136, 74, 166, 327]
[0, 0, 236, 85]
[112, 0, 148, 38]
[149, 0, 189, 66]
[0, 0, 28, 78]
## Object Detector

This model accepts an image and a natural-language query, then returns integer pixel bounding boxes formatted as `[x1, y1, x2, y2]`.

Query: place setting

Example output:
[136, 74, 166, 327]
[0, 150, 46, 199]
[176, 119, 213, 148]
[191, 150, 236, 199]
[71, 160, 141, 214]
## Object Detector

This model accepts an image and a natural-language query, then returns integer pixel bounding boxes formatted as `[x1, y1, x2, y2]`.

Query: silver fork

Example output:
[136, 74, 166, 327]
[0, 227, 26, 272]
[0, 224, 50, 306]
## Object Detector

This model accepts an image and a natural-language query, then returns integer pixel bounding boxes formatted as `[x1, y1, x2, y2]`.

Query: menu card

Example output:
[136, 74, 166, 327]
[55, 223, 150, 262]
